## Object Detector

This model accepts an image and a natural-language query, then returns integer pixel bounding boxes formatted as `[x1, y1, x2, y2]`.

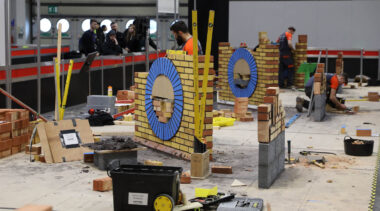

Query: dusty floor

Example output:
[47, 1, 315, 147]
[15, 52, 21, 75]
[0, 85, 379, 211]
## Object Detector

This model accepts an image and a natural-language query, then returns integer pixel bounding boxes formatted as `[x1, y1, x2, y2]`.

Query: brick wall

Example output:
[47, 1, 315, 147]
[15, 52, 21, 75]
[294, 34, 308, 88]
[218, 32, 279, 106]
[0, 109, 30, 159]
[134, 52, 214, 160]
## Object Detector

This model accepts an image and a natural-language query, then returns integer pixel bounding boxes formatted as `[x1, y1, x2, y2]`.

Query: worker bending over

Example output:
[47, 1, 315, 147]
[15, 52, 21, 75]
[296, 73, 348, 112]
[170, 21, 203, 55]
[277, 26, 296, 88]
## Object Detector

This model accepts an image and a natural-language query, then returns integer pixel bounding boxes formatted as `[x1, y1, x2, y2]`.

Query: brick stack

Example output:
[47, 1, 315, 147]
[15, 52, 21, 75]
[116, 90, 135, 101]
[335, 52, 344, 74]
[312, 63, 327, 121]
[368, 92, 379, 102]
[134, 53, 214, 160]
[257, 87, 285, 188]
[294, 34, 308, 88]
[152, 99, 173, 123]
[0, 109, 30, 158]
[218, 42, 234, 102]
[218, 32, 280, 106]
[233, 97, 254, 121]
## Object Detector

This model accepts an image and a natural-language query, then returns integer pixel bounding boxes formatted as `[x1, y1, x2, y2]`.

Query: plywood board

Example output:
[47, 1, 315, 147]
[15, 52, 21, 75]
[152, 75, 175, 100]
[37, 119, 94, 163]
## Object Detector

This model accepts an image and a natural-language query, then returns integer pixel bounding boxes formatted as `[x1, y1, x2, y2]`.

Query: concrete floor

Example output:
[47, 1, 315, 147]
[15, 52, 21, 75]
[0, 85, 379, 211]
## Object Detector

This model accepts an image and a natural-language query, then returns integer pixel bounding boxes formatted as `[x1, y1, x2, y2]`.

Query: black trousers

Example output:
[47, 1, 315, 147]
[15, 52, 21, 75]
[279, 55, 294, 87]
[302, 87, 338, 109]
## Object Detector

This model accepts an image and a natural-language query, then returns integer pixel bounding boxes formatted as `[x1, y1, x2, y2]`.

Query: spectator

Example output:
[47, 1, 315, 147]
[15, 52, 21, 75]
[79, 19, 98, 56]
[132, 18, 158, 52]
[95, 22, 105, 54]
[107, 22, 126, 49]
[102, 30, 123, 55]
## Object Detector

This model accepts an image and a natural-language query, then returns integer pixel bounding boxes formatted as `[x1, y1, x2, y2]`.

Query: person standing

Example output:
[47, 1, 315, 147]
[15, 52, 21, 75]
[95, 22, 105, 54]
[79, 19, 98, 56]
[277, 26, 296, 88]
[170, 21, 203, 55]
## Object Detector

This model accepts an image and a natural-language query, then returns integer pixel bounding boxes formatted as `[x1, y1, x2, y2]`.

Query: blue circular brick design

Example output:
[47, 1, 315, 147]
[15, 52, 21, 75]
[145, 58, 183, 141]
[227, 48, 258, 98]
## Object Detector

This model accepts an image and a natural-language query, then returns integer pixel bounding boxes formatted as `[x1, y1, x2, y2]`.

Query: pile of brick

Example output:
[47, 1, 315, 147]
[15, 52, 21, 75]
[257, 87, 285, 188]
[0, 109, 30, 159]
[134, 53, 214, 160]
[234, 97, 254, 121]
[335, 52, 344, 74]
[294, 34, 308, 88]
[368, 92, 379, 102]
[312, 63, 327, 121]
[152, 99, 174, 123]
[116, 90, 135, 113]
[218, 32, 280, 106]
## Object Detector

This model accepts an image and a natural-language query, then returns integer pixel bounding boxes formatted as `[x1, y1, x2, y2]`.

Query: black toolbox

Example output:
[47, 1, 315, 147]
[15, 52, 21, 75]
[109, 164, 182, 211]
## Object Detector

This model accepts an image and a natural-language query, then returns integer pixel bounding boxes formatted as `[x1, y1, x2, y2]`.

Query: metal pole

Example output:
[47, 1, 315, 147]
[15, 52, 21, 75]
[5, 0, 11, 108]
[325, 48, 328, 73]
[145, 28, 149, 72]
[88, 64, 91, 95]
[101, 57, 104, 95]
[156, 0, 160, 53]
[36, 0, 41, 113]
[174, 0, 177, 20]
[194, 0, 197, 10]
[122, 56, 126, 90]
[132, 54, 135, 85]
[360, 48, 363, 85]
[378, 49, 380, 80]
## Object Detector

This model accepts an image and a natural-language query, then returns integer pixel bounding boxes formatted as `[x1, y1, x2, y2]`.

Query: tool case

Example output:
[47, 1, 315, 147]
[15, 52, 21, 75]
[217, 197, 264, 211]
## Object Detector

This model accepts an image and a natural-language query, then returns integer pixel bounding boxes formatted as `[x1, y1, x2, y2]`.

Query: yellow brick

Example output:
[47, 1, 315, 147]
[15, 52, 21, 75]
[173, 60, 181, 66]
[181, 74, 189, 80]
[135, 110, 142, 115]
[177, 67, 185, 73]
[184, 98, 194, 104]
[206, 112, 213, 118]
[181, 121, 189, 128]
[175, 137, 184, 144]
[185, 68, 193, 74]
[204, 136, 212, 142]
[205, 124, 213, 130]
[176, 54, 185, 60]
[179, 127, 185, 132]
[188, 148, 194, 153]
[184, 104, 194, 110]
[184, 92, 194, 98]
[188, 111, 195, 117]
[135, 131, 142, 137]
[138, 72, 149, 78]
[206, 99, 213, 105]
[189, 123, 195, 129]
[179, 144, 188, 152]
[185, 55, 193, 61]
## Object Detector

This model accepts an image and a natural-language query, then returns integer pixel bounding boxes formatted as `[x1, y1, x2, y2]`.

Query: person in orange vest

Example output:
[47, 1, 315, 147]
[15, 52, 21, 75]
[277, 26, 296, 88]
[170, 21, 203, 55]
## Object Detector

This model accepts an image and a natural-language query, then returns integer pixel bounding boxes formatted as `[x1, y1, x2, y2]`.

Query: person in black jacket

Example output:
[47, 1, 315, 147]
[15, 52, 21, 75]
[95, 22, 105, 54]
[79, 19, 98, 56]
[102, 30, 123, 55]
[124, 23, 157, 52]
[107, 22, 126, 50]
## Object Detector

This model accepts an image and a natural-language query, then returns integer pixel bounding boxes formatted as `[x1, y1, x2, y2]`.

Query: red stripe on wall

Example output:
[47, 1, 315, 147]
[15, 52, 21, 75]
[12, 67, 38, 78]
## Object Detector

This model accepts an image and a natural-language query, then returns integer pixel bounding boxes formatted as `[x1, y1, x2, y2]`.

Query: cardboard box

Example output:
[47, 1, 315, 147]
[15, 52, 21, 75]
[191, 150, 210, 178]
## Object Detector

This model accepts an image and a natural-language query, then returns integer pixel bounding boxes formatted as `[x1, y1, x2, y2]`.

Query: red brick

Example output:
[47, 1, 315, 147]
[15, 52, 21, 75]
[180, 172, 191, 184]
[258, 104, 271, 113]
[263, 96, 276, 104]
[317, 63, 325, 68]
[198, 55, 214, 62]
[84, 153, 94, 163]
[204, 117, 213, 124]
[93, 177, 113, 192]
[205, 105, 213, 112]
[298, 34, 308, 43]
[11, 145, 21, 154]
[0, 122, 11, 133]
[258, 113, 270, 121]
[211, 165, 233, 174]
[238, 117, 254, 122]
[0, 139, 12, 151]
[266, 87, 279, 96]
[206, 141, 213, 149]
[203, 129, 213, 136]
[356, 129, 371, 137]
[16, 205, 52, 211]
[218, 42, 230, 46]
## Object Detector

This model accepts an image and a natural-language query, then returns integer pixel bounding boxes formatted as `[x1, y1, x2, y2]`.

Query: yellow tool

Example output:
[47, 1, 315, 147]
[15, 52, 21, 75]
[192, 10, 215, 151]
[59, 59, 74, 120]
[54, 57, 62, 120]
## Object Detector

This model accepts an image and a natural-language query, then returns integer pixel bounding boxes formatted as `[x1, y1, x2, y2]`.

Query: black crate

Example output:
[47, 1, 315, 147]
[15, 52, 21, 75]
[109, 165, 182, 211]
[344, 136, 374, 156]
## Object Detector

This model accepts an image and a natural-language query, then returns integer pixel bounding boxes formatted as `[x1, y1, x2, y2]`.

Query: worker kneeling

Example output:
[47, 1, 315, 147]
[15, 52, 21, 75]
[296, 73, 348, 112]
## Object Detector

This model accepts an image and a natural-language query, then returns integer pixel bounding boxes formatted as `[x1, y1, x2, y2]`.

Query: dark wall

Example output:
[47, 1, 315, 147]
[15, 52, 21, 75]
[0, 64, 147, 114]
[188, 0, 229, 75]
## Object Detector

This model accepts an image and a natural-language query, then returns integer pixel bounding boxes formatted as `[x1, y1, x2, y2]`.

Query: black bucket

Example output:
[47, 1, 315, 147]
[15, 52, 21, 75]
[344, 136, 374, 156]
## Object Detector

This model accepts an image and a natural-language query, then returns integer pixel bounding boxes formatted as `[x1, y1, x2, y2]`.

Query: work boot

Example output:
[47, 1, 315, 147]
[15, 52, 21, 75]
[296, 97, 304, 112]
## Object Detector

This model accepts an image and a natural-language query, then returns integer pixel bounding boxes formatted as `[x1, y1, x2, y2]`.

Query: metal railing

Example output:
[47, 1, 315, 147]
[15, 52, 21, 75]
[0, 50, 166, 113]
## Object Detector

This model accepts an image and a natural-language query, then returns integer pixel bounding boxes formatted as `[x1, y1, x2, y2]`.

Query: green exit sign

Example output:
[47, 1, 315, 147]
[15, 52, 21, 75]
[48, 6, 58, 14]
